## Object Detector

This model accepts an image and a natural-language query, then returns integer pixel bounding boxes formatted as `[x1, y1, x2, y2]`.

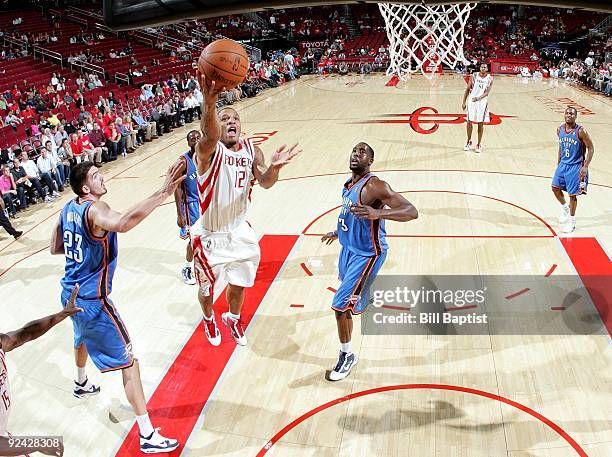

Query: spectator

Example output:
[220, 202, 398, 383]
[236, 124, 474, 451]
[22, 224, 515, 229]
[0, 196, 22, 240]
[131, 109, 156, 141]
[0, 165, 20, 217]
[104, 122, 122, 160]
[77, 130, 102, 165]
[115, 118, 133, 155]
[87, 123, 109, 162]
[37, 144, 64, 192]
[12, 157, 48, 203]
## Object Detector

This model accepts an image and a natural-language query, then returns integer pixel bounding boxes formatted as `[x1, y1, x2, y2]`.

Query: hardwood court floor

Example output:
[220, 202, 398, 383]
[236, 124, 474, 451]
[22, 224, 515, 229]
[1, 73, 611, 456]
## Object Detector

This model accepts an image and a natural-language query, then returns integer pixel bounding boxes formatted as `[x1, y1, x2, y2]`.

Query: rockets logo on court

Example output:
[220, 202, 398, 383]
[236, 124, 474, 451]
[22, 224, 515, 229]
[352, 107, 515, 134]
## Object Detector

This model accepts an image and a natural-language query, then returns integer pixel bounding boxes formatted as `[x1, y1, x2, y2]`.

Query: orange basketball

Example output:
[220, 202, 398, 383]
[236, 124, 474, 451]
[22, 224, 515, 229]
[198, 39, 249, 90]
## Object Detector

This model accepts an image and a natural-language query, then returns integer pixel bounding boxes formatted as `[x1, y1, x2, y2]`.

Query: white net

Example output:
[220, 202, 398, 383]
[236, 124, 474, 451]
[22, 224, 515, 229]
[379, 2, 476, 80]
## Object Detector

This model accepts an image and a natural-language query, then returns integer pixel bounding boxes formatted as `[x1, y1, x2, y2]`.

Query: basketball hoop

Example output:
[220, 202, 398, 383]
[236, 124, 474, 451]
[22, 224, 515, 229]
[379, 2, 476, 80]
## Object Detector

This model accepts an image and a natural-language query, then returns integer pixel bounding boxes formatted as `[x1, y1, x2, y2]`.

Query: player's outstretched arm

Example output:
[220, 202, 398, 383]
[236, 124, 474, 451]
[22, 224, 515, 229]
[195, 71, 224, 175]
[88, 162, 185, 234]
[0, 285, 82, 353]
[351, 179, 418, 222]
[253, 143, 301, 189]
[578, 127, 594, 180]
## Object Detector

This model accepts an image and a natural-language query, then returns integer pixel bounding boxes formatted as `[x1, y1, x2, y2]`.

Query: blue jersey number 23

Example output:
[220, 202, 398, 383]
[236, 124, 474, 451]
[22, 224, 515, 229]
[64, 231, 84, 263]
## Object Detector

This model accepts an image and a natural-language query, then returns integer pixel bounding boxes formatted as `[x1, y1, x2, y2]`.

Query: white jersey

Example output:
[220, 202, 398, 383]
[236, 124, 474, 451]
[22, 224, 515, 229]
[196, 138, 255, 233]
[469, 73, 492, 100]
[0, 349, 10, 434]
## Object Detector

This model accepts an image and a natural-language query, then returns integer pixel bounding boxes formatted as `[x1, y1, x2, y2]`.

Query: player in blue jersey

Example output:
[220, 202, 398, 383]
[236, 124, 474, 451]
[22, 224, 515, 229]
[552, 107, 594, 233]
[50, 161, 185, 454]
[321, 142, 418, 381]
[175, 130, 201, 285]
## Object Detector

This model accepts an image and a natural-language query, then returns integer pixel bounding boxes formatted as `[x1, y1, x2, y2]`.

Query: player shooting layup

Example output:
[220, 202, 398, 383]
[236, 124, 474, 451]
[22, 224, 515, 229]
[192, 72, 300, 347]
[462, 62, 493, 154]
[321, 142, 418, 381]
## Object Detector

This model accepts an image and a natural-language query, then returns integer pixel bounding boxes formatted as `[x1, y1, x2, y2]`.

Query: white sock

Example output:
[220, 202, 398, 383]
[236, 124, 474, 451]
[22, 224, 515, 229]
[228, 311, 240, 320]
[341, 342, 352, 354]
[203, 313, 213, 321]
[570, 216, 576, 225]
[136, 413, 154, 438]
[562, 203, 569, 210]
[77, 367, 87, 384]
[184, 261, 192, 269]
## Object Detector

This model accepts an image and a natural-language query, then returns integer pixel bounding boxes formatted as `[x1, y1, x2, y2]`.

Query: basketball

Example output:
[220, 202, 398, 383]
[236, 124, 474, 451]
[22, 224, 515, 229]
[198, 39, 249, 90]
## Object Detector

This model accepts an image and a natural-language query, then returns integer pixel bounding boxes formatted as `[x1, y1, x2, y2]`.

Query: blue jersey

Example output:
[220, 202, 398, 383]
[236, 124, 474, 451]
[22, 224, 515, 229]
[60, 199, 118, 300]
[179, 151, 200, 226]
[559, 124, 584, 166]
[337, 173, 387, 256]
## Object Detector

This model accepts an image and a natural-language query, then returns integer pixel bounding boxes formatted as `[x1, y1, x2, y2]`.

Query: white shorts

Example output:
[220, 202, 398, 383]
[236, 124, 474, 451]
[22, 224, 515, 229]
[467, 98, 490, 123]
[190, 220, 260, 296]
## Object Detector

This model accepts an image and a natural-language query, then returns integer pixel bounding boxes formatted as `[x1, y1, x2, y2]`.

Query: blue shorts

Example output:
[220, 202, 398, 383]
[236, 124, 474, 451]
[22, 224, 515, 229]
[61, 291, 134, 372]
[179, 200, 200, 239]
[332, 247, 387, 315]
[552, 162, 588, 196]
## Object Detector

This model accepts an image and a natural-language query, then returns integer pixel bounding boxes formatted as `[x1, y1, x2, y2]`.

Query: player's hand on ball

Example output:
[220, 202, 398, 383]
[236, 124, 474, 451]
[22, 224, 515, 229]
[271, 143, 301, 168]
[321, 232, 338, 245]
[196, 70, 226, 104]
[161, 161, 187, 196]
[62, 284, 83, 317]
[350, 204, 381, 220]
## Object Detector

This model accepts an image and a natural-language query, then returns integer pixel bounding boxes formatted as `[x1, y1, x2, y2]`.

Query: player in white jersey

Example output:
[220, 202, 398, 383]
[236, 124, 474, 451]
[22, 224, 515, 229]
[462, 62, 493, 153]
[0, 286, 80, 456]
[191, 72, 301, 347]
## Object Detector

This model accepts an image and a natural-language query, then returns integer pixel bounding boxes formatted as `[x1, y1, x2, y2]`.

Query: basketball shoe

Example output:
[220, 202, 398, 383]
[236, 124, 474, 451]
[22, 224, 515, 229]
[558, 204, 570, 224]
[463, 141, 472, 151]
[140, 428, 179, 454]
[73, 378, 101, 398]
[561, 217, 576, 233]
[475, 144, 482, 153]
[203, 314, 221, 346]
[221, 312, 247, 346]
[329, 351, 358, 381]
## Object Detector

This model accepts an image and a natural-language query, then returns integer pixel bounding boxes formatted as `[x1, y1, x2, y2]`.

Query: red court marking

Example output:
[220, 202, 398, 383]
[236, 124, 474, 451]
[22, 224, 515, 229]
[256, 384, 588, 457]
[114, 234, 298, 456]
[290, 304, 305, 308]
[551, 306, 566, 311]
[327, 287, 337, 293]
[445, 305, 478, 311]
[302, 190, 556, 237]
[505, 288, 530, 300]
[385, 75, 400, 87]
[0, 245, 48, 279]
[545, 264, 558, 277]
[560, 237, 612, 336]
[300, 262, 313, 276]
[381, 304, 412, 311]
